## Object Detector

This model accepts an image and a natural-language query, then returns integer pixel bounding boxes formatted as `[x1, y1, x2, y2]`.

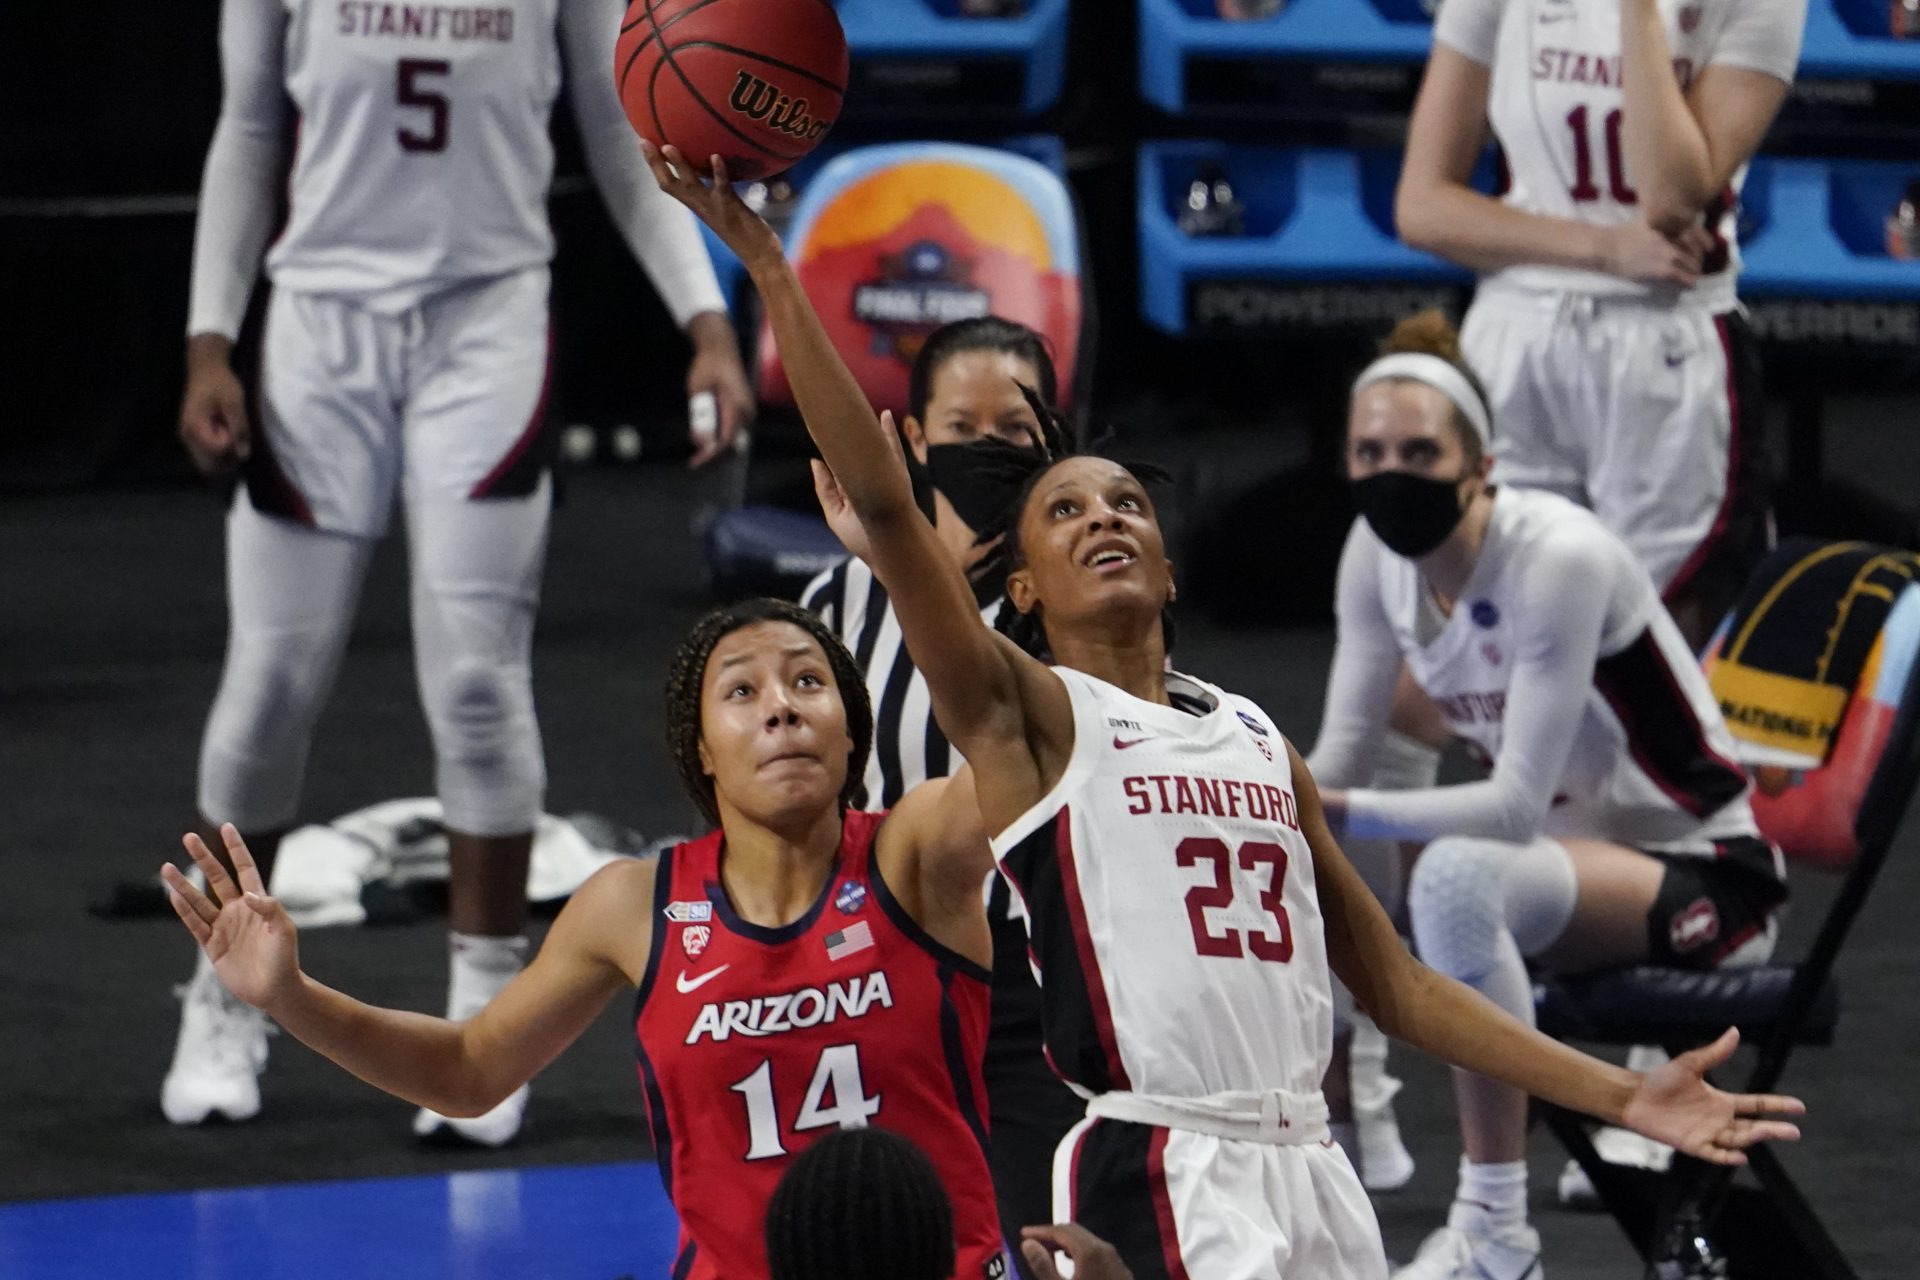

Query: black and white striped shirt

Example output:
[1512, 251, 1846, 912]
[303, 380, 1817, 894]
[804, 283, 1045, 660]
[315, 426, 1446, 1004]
[801, 555, 1013, 810]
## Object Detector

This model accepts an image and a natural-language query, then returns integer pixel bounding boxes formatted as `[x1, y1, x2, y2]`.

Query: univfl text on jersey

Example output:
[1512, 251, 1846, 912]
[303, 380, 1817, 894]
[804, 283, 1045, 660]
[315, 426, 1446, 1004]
[1121, 773, 1301, 828]
[727, 73, 833, 143]
[686, 971, 893, 1044]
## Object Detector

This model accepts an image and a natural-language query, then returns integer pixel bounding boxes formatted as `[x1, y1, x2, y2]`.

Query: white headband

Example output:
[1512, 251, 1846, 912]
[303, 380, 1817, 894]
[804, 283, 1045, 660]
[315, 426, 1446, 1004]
[1351, 352, 1492, 449]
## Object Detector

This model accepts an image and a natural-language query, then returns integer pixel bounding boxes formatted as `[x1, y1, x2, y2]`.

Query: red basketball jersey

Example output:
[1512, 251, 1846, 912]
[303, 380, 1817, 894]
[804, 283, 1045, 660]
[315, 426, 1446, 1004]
[634, 810, 1007, 1280]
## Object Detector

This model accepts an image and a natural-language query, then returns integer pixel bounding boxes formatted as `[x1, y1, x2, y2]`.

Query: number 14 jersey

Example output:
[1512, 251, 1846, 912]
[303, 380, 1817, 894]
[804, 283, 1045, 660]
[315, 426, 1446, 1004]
[633, 812, 1006, 1280]
[992, 667, 1336, 1103]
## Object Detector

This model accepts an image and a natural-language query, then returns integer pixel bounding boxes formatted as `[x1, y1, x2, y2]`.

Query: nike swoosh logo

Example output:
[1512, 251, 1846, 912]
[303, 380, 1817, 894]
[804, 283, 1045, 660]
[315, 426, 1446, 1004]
[676, 964, 730, 994]
[1113, 736, 1154, 750]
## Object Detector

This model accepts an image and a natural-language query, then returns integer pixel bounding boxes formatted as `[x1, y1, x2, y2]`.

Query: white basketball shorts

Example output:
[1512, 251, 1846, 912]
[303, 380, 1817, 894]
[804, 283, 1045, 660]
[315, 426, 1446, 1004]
[248, 266, 554, 537]
[1461, 285, 1769, 616]
[1050, 1116, 1386, 1280]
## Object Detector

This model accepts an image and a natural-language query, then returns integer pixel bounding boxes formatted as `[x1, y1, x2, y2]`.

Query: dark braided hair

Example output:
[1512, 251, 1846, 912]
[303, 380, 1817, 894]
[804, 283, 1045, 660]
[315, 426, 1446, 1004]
[765, 1127, 955, 1280]
[663, 599, 873, 829]
[966, 383, 1176, 660]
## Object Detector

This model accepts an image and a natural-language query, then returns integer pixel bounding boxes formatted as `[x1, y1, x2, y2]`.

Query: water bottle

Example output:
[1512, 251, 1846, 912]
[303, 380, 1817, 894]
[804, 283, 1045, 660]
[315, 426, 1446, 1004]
[1888, 180, 1920, 260]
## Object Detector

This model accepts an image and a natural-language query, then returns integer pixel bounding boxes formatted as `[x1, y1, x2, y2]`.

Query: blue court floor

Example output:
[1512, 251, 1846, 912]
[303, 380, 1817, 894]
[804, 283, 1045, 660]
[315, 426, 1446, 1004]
[0, 1162, 684, 1280]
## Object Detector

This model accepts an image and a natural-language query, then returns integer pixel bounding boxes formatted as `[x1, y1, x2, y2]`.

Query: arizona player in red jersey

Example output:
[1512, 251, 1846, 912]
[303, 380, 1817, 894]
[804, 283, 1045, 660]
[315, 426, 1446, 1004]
[161, 597, 1010, 1280]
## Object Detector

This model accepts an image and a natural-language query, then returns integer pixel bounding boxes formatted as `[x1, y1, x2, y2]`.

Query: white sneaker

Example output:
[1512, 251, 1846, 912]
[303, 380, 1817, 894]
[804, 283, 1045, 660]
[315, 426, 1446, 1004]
[414, 1086, 529, 1148]
[1556, 1126, 1675, 1209]
[1392, 1223, 1544, 1280]
[1356, 1092, 1416, 1192]
[161, 968, 270, 1125]
[1351, 1019, 1415, 1192]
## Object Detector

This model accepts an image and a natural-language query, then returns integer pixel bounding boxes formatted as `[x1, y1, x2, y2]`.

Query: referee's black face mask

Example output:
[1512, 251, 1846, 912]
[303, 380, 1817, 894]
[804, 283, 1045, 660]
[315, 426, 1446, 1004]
[925, 441, 1035, 534]
[1350, 469, 1471, 559]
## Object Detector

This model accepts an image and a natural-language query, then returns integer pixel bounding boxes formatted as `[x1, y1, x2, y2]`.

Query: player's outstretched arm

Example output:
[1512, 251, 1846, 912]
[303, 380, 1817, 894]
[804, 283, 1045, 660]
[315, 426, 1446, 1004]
[163, 825, 639, 1117]
[1292, 747, 1805, 1166]
[644, 145, 1071, 814]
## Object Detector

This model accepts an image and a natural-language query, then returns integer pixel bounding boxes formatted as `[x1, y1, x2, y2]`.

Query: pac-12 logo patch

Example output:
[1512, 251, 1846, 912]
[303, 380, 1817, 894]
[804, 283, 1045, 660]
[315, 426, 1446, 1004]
[835, 879, 869, 914]
[664, 900, 712, 924]
[681, 924, 712, 960]
[1471, 599, 1500, 628]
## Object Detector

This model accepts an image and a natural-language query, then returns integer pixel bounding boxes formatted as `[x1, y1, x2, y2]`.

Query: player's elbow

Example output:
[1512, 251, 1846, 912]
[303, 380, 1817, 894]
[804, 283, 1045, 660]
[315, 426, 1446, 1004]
[1394, 182, 1444, 255]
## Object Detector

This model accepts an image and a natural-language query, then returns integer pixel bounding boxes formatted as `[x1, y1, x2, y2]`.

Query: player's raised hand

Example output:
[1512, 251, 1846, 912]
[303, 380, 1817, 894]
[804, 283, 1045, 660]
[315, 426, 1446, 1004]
[640, 141, 785, 273]
[1601, 218, 1706, 287]
[179, 334, 252, 475]
[162, 824, 301, 1012]
[1618, 1028, 1805, 1166]
[1020, 1224, 1134, 1280]
[812, 457, 871, 563]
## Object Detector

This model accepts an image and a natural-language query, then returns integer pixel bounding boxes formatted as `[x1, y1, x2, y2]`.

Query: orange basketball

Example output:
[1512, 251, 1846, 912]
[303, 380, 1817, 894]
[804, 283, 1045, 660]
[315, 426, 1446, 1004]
[616, 0, 849, 183]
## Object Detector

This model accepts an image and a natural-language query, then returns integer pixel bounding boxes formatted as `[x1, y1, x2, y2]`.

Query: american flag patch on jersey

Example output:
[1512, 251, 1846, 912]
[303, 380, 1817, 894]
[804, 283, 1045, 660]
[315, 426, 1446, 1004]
[825, 920, 874, 961]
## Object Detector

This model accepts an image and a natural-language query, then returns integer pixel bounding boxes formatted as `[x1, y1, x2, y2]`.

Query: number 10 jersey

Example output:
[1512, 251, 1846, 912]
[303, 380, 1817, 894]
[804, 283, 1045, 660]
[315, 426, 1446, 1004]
[992, 667, 1336, 1103]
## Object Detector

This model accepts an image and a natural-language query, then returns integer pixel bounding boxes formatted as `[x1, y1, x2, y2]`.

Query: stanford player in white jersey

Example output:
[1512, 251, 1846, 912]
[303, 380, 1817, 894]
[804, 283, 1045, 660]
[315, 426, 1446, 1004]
[164, 0, 753, 1142]
[1397, 0, 1804, 646]
[657, 146, 1807, 1280]
[1312, 316, 1788, 1280]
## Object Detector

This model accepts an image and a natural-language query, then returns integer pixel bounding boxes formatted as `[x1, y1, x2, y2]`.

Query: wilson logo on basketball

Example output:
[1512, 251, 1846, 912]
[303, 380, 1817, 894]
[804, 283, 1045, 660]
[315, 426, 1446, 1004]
[728, 72, 832, 142]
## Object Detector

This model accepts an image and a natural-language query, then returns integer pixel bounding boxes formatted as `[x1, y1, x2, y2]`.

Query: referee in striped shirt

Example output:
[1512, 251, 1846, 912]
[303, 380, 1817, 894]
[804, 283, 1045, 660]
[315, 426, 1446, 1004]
[803, 318, 1081, 1273]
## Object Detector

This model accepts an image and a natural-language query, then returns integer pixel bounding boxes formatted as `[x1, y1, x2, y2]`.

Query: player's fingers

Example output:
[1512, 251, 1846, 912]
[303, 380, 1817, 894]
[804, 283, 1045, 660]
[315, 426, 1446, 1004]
[1677, 1026, 1740, 1073]
[809, 458, 840, 507]
[711, 154, 732, 190]
[1736, 1091, 1806, 1117]
[161, 863, 221, 928]
[224, 823, 268, 896]
[1020, 1240, 1063, 1280]
[166, 883, 217, 945]
[1726, 1118, 1801, 1147]
[182, 832, 240, 906]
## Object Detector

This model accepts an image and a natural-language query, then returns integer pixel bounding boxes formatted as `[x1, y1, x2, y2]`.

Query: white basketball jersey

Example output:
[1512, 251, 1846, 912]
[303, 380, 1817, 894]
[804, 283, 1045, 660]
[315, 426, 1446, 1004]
[266, 0, 564, 308]
[1380, 488, 1758, 852]
[1435, 0, 1804, 308]
[990, 667, 1334, 1101]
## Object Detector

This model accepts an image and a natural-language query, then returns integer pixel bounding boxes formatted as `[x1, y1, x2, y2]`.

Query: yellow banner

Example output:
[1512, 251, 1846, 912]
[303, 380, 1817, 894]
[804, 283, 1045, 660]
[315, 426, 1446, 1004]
[1710, 662, 1850, 760]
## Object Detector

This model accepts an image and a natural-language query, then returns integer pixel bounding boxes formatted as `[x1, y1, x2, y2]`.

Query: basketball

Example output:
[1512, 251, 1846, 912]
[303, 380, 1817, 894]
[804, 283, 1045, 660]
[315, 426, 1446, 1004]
[616, 0, 849, 183]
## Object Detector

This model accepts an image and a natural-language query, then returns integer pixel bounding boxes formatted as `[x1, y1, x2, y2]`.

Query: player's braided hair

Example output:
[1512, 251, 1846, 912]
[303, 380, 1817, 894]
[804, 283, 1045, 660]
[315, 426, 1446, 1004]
[1375, 308, 1494, 467]
[765, 1127, 955, 1280]
[967, 383, 1176, 660]
[663, 599, 873, 829]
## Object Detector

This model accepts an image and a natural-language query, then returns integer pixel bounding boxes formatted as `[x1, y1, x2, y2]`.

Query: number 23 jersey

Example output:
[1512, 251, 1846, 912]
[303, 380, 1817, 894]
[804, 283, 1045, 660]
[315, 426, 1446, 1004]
[992, 667, 1335, 1102]
[633, 811, 1006, 1280]
[264, 0, 570, 306]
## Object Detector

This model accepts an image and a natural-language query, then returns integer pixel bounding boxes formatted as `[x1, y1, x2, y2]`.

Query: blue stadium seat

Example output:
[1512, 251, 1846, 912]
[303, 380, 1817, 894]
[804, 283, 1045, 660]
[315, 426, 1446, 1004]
[1740, 157, 1920, 301]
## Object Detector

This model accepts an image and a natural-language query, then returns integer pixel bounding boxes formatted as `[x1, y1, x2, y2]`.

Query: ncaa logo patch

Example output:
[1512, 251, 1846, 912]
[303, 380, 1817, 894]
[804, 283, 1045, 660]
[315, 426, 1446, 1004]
[1470, 599, 1500, 628]
[681, 924, 712, 960]
[1237, 710, 1270, 737]
[835, 879, 869, 915]
[664, 899, 712, 924]
[1668, 897, 1720, 953]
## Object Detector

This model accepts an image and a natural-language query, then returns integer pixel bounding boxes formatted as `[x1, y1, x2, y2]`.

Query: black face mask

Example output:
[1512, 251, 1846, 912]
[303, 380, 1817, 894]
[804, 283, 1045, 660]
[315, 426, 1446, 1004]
[1350, 470, 1470, 559]
[925, 440, 1035, 533]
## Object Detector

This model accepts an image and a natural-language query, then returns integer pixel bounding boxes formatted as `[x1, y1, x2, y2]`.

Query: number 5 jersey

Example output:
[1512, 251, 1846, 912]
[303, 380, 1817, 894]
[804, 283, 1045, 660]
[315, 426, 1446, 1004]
[633, 810, 1008, 1280]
